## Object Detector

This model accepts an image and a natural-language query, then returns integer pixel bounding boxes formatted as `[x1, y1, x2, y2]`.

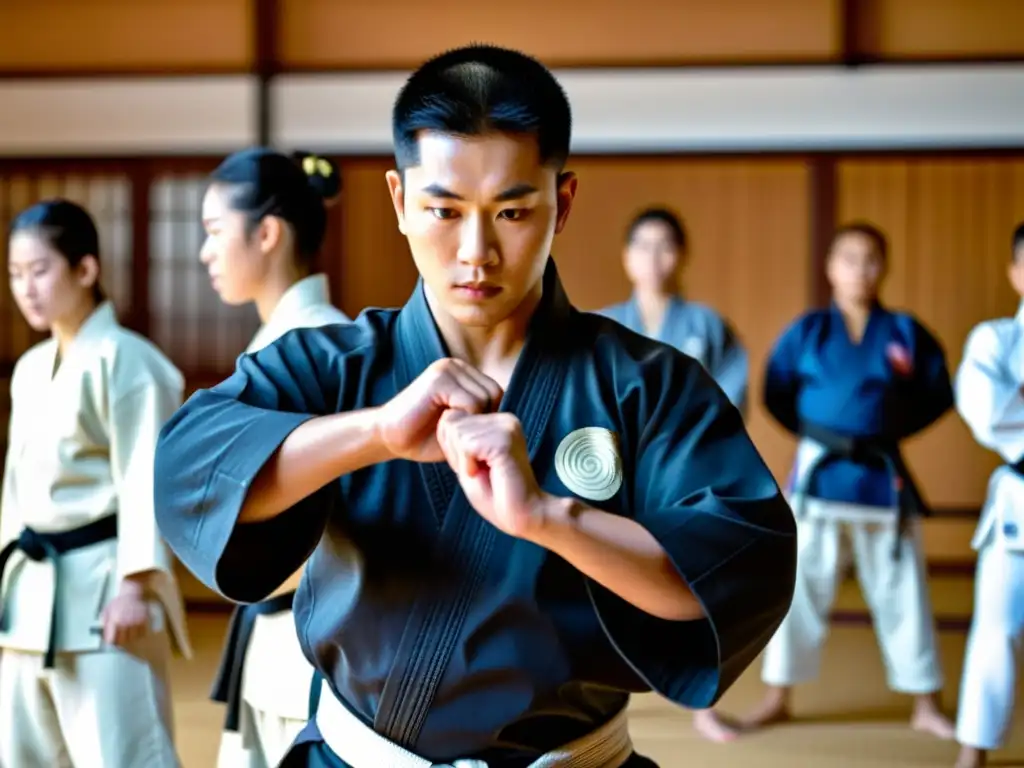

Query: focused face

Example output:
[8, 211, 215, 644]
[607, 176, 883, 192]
[7, 232, 98, 332]
[386, 131, 577, 327]
[826, 231, 886, 304]
[199, 184, 273, 305]
[1009, 244, 1024, 298]
[623, 219, 681, 292]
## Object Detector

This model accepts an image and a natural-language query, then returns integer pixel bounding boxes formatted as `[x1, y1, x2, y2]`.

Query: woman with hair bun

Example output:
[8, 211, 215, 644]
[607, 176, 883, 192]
[0, 198, 191, 767]
[198, 147, 350, 768]
[290, 150, 342, 210]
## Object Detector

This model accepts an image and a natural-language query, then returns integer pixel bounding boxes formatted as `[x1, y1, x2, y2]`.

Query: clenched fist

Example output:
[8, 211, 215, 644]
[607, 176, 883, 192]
[376, 358, 504, 463]
[436, 410, 550, 539]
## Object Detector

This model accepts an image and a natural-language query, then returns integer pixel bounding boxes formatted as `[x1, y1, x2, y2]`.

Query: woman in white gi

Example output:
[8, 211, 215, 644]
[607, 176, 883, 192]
[951, 222, 1024, 768]
[200, 148, 350, 768]
[0, 199, 191, 767]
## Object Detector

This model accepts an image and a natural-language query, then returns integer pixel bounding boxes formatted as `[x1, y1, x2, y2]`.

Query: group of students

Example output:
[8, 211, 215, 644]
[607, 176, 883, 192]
[649, 214, 1024, 768]
[599, 204, 1023, 768]
[0, 42, 1018, 768]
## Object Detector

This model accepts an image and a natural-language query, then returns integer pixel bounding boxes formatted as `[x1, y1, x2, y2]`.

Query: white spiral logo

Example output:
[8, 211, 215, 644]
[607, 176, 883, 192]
[554, 427, 623, 502]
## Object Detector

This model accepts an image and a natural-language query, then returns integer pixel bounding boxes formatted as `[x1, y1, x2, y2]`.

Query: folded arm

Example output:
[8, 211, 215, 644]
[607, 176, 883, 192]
[955, 323, 1024, 462]
[531, 496, 703, 621]
[708, 319, 749, 417]
[154, 326, 373, 603]
[577, 352, 797, 709]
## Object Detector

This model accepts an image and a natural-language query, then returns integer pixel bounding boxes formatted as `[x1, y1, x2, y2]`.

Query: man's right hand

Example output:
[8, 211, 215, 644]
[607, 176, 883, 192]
[375, 358, 504, 463]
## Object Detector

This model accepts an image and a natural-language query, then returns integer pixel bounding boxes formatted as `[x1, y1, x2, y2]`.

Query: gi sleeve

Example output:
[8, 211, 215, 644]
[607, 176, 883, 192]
[589, 353, 797, 709]
[110, 380, 182, 582]
[706, 317, 749, 417]
[110, 375, 194, 657]
[762, 318, 805, 435]
[154, 326, 353, 604]
[955, 322, 1024, 463]
[896, 319, 954, 438]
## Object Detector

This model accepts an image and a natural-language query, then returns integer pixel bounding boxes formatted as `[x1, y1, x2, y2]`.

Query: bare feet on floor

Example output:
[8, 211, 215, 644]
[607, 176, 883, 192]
[692, 710, 742, 743]
[740, 692, 792, 730]
[954, 745, 987, 768]
[910, 695, 956, 740]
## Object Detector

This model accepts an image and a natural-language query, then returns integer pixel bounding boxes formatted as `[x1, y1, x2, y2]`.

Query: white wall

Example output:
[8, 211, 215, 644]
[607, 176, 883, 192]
[1, 65, 1023, 156]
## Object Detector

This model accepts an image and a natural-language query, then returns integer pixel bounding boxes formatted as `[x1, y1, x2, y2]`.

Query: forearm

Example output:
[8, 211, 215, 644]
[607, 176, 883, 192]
[239, 407, 390, 523]
[268, 565, 304, 597]
[530, 496, 705, 621]
[118, 568, 164, 597]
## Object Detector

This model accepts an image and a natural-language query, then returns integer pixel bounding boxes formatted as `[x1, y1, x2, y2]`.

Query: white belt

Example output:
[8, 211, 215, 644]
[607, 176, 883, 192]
[315, 681, 634, 768]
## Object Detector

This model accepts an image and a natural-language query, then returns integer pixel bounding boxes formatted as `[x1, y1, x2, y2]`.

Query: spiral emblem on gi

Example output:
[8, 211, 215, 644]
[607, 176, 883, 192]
[553, 427, 623, 502]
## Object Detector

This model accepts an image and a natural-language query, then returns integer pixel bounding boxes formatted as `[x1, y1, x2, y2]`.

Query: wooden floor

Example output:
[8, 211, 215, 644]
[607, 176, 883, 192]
[171, 578, 1024, 768]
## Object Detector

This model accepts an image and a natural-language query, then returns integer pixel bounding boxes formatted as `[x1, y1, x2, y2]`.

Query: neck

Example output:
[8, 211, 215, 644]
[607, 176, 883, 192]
[51, 299, 98, 356]
[634, 286, 673, 311]
[254, 265, 310, 323]
[833, 295, 875, 318]
[427, 281, 543, 383]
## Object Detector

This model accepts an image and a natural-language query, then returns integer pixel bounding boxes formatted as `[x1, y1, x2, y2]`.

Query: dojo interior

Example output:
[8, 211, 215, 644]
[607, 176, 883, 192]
[2, 1, 1024, 765]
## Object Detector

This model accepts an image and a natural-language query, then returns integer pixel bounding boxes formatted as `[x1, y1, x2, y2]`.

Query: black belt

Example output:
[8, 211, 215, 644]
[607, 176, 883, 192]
[211, 591, 296, 732]
[797, 421, 928, 561]
[0, 514, 118, 668]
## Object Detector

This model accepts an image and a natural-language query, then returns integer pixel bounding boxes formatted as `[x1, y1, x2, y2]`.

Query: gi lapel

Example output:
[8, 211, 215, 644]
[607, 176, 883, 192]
[378, 259, 573, 749]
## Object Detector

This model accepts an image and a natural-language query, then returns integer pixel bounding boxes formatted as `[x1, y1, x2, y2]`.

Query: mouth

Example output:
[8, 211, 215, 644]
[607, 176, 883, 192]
[453, 282, 502, 300]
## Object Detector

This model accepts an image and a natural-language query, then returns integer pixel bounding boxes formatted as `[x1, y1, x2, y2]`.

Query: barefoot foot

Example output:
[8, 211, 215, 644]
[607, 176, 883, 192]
[954, 745, 986, 768]
[910, 706, 956, 740]
[692, 710, 741, 743]
[739, 696, 792, 730]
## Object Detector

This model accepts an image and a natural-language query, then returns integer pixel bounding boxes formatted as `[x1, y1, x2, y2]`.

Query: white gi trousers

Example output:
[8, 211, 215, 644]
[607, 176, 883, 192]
[761, 500, 943, 694]
[955, 544, 1024, 750]
[0, 629, 178, 768]
[216, 611, 313, 768]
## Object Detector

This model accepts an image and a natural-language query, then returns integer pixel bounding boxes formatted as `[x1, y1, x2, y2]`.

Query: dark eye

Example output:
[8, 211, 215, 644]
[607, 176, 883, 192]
[499, 209, 528, 221]
[429, 208, 457, 220]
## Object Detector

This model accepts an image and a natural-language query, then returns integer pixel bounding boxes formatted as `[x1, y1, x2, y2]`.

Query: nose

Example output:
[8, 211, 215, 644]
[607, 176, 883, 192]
[199, 237, 215, 266]
[456, 213, 498, 267]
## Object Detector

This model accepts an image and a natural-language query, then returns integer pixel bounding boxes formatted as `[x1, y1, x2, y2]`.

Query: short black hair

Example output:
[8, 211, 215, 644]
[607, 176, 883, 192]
[290, 150, 342, 201]
[830, 221, 889, 261]
[1012, 221, 1024, 262]
[9, 198, 104, 302]
[626, 207, 687, 250]
[392, 44, 572, 172]
[210, 147, 329, 265]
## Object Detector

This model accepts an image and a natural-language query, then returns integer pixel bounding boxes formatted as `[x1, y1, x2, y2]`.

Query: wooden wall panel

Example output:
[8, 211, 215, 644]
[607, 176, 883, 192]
[279, 0, 841, 70]
[837, 158, 1024, 508]
[333, 156, 810, 483]
[558, 158, 811, 483]
[0, 0, 252, 73]
[334, 159, 420, 315]
[860, 0, 1024, 59]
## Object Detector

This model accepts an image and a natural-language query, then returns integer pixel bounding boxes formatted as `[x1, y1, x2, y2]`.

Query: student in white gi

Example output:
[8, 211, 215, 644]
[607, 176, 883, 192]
[0, 199, 191, 767]
[200, 149, 350, 768]
[952, 222, 1024, 768]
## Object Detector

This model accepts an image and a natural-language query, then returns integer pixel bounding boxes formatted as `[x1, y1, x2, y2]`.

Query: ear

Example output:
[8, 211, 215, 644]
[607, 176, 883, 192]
[75, 254, 101, 294]
[385, 170, 407, 235]
[257, 216, 286, 255]
[553, 171, 578, 235]
[1008, 261, 1021, 293]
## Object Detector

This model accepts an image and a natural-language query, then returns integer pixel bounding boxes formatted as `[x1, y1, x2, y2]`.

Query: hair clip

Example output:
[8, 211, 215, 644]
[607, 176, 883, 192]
[303, 155, 333, 178]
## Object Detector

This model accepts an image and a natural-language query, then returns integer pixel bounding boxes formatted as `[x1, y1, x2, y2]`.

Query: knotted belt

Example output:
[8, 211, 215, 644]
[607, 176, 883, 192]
[795, 421, 928, 561]
[0, 513, 118, 668]
[210, 591, 296, 732]
[314, 679, 633, 768]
